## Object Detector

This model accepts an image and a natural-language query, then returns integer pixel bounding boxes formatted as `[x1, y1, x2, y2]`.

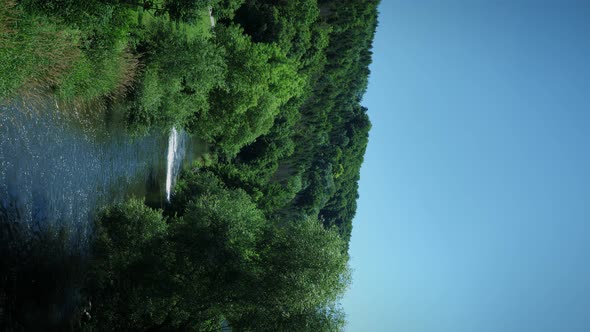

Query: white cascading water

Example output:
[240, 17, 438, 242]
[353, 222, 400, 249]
[165, 127, 179, 201]
[163, 3, 210, 204]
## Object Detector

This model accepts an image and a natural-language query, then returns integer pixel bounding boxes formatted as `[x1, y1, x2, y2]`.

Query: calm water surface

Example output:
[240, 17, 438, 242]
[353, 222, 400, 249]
[0, 99, 190, 245]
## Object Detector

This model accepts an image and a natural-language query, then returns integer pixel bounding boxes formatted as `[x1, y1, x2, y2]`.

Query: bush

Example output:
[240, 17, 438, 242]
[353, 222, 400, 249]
[86, 198, 170, 331]
[124, 20, 226, 131]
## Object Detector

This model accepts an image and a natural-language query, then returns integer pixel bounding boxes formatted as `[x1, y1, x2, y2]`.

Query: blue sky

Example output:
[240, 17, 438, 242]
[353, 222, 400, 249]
[342, 1, 590, 331]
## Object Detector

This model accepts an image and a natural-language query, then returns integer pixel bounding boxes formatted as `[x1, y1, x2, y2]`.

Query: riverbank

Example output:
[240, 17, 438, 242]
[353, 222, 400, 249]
[0, 0, 215, 133]
[0, 1, 138, 103]
[0, 99, 201, 237]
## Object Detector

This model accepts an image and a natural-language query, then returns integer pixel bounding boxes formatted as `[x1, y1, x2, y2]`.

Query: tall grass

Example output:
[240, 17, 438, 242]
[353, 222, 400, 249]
[1, 0, 218, 131]
[0, 1, 81, 101]
[0, 1, 140, 103]
[56, 43, 140, 102]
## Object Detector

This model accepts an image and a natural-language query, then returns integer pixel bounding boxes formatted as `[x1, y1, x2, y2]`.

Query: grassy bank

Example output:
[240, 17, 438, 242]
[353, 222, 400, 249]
[0, 0, 215, 124]
[0, 1, 138, 103]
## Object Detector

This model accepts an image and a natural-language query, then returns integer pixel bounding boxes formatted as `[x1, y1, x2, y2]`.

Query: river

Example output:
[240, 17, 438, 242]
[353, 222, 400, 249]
[0, 98, 193, 247]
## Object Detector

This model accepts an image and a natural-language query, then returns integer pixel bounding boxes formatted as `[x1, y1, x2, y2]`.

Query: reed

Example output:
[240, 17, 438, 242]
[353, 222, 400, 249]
[0, 1, 81, 100]
[0, 1, 141, 104]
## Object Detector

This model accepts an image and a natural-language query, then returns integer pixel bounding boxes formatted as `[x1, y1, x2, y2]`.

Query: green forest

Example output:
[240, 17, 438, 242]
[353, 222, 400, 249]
[0, 0, 379, 330]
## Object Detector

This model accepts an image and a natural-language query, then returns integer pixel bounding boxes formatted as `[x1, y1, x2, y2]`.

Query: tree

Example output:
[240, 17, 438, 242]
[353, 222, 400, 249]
[229, 217, 351, 330]
[163, 0, 209, 22]
[126, 21, 226, 131]
[191, 25, 304, 155]
[167, 182, 266, 312]
[214, 0, 246, 20]
[270, 303, 347, 332]
[86, 199, 173, 331]
[169, 171, 351, 330]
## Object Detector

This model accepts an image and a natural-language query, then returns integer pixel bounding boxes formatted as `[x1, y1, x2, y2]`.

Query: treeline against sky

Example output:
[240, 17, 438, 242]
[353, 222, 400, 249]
[0, 0, 379, 330]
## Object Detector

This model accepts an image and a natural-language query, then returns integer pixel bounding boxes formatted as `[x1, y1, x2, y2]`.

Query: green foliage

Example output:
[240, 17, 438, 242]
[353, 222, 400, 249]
[168, 170, 228, 217]
[1, 0, 225, 108]
[0, 1, 80, 100]
[190, 0, 377, 243]
[228, 216, 350, 331]
[166, 180, 266, 318]
[190, 24, 304, 155]
[57, 42, 139, 101]
[163, 0, 208, 23]
[4, 0, 380, 329]
[0, 0, 142, 102]
[233, 0, 322, 65]
[87, 169, 352, 330]
[214, 0, 245, 20]
[87, 176, 265, 330]
[284, 0, 377, 242]
[92, 198, 167, 263]
[172, 171, 351, 329]
[260, 217, 350, 313]
[195, 152, 217, 167]
[125, 20, 226, 131]
[86, 198, 170, 331]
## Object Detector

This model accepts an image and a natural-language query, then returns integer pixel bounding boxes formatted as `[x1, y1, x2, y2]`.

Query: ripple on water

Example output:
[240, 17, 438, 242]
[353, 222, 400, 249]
[0, 100, 188, 248]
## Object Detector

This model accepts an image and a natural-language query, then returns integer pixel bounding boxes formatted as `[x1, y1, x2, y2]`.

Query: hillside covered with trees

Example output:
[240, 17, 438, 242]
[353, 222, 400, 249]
[0, 0, 379, 330]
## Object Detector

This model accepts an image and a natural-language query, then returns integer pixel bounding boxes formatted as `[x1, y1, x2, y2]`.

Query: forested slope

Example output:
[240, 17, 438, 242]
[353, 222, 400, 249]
[1, 0, 379, 330]
[209, 0, 379, 244]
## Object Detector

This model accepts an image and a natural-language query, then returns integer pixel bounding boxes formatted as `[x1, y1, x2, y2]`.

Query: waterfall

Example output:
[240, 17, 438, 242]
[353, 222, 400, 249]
[165, 127, 180, 201]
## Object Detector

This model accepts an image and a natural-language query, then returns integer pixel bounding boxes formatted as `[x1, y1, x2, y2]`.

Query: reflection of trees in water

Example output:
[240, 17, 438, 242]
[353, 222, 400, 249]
[0, 100, 180, 246]
[0, 99, 195, 331]
[0, 218, 88, 331]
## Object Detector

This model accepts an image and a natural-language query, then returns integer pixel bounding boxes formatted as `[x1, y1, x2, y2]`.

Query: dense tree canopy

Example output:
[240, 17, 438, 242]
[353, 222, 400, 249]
[2, 0, 379, 330]
[86, 171, 351, 331]
[191, 25, 305, 155]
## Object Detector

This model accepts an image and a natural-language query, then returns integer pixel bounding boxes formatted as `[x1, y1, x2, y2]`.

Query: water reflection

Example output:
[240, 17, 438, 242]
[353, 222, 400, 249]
[0, 98, 198, 330]
[0, 99, 187, 246]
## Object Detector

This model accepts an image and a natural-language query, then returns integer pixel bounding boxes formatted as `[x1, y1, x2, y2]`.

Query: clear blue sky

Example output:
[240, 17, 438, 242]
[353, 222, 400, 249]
[342, 1, 590, 331]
